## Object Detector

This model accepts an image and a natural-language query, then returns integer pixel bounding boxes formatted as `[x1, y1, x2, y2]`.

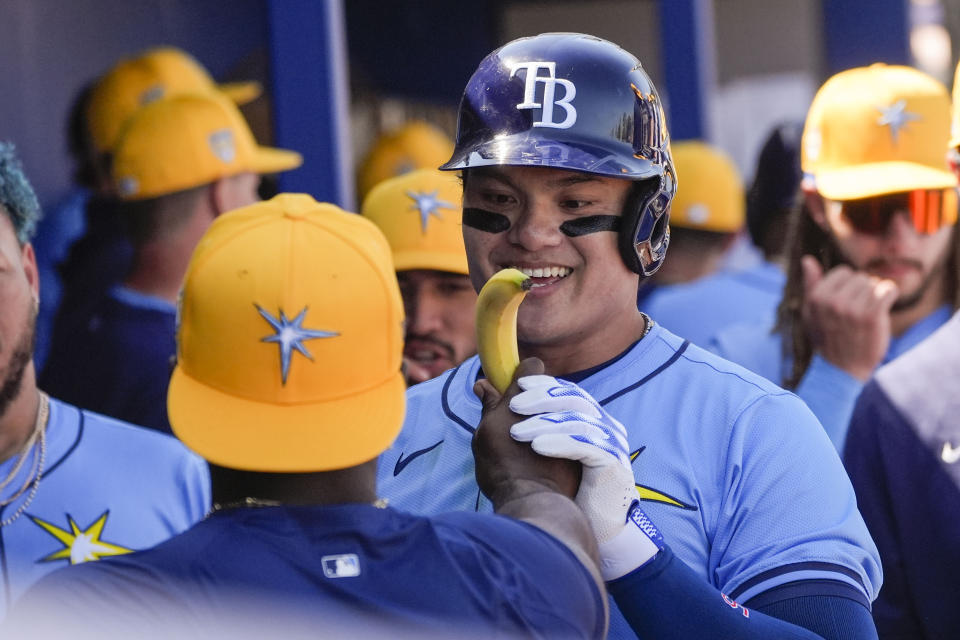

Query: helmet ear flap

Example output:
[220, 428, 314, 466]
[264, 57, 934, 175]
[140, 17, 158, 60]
[619, 168, 675, 276]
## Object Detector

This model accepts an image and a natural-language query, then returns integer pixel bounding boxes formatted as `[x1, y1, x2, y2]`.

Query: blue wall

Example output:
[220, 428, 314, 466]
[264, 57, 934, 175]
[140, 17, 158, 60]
[0, 0, 268, 209]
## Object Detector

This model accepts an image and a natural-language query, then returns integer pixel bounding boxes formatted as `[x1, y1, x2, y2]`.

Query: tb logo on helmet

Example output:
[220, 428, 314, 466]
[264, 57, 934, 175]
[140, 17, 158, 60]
[509, 61, 577, 129]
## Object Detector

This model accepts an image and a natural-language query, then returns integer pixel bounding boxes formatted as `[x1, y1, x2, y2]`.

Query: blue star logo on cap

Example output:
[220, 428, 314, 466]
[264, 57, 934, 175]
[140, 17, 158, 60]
[256, 305, 338, 385]
[876, 100, 921, 144]
[406, 189, 453, 233]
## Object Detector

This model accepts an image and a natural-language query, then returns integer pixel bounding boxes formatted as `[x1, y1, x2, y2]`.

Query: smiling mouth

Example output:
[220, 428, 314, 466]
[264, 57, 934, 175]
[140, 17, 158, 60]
[505, 265, 573, 288]
[404, 338, 454, 367]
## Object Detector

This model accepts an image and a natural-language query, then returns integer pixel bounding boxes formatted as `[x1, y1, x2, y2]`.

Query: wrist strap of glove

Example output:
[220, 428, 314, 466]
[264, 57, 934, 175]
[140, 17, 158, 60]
[598, 501, 664, 581]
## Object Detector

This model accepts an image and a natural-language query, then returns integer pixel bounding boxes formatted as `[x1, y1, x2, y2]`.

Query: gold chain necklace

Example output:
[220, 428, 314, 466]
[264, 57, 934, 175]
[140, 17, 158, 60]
[0, 392, 49, 527]
[207, 496, 388, 518]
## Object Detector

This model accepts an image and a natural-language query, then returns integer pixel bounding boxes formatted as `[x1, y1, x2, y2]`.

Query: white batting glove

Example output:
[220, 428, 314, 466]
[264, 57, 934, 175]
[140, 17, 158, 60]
[510, 375, 664, 580]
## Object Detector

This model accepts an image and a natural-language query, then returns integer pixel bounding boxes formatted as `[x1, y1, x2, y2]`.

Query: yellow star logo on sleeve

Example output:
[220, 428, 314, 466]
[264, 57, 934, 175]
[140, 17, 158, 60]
[30, 511, 134, 564]
[630, 448, 698, 511]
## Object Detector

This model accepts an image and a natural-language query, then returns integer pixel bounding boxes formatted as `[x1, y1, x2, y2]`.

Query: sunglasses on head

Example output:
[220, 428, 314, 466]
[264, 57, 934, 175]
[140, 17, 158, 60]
[832, 188, 959, 235]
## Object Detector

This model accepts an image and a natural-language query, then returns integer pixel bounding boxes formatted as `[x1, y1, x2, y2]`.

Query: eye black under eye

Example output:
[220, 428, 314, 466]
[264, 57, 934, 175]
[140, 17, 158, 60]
[559, 215, 622, 237]
[463, 207, 510, 233]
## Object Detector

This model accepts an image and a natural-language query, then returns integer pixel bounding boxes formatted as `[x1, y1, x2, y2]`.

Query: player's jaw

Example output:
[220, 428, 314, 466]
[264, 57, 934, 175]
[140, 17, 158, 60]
[0, 309, 35, 421]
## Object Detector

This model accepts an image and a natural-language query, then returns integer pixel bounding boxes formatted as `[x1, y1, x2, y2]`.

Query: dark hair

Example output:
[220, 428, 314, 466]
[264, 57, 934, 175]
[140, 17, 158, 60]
[117, 184, 209, 247]
[775, 198, 960, 388]
[66, 82, 104, 189]
[0, 142, 41, 244]
[746, 122, 803, 260]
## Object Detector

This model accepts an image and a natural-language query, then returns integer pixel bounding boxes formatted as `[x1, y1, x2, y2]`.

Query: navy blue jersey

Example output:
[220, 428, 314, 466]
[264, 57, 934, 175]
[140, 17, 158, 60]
[14, 504, 605, 638]
[380, 322, 881, 639]
[641, 261, 784, 347]
[844, 311, 960, 638]
[41, 285, 176, 433]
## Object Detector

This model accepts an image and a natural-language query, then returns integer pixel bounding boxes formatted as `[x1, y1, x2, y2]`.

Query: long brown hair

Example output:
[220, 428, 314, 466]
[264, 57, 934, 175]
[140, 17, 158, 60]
[774, 197, 960, 389]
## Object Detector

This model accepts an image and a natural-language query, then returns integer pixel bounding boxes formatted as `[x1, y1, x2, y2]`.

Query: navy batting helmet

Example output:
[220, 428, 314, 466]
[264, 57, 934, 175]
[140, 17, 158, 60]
[440, 32, 676, 276]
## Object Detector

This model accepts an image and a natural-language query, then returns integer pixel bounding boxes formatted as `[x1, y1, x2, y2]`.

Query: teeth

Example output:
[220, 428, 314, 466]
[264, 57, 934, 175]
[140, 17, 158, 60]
[511, 266, 572, 278]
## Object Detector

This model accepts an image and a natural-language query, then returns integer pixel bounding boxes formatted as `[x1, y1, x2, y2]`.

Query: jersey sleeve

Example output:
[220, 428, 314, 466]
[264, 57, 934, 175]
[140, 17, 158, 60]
[607, 544, 875, 639]
[179, 451, 212, 524]
[705, 323, 782, 385]
[711, 390, 881, 605]
[795, 354, 865, 452]
[432, 511, 607, 638]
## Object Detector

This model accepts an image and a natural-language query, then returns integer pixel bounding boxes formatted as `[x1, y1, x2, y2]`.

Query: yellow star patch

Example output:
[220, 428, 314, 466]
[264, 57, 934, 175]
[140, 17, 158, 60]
[30, 511, 134, 564]
[630, 448, 697, 510]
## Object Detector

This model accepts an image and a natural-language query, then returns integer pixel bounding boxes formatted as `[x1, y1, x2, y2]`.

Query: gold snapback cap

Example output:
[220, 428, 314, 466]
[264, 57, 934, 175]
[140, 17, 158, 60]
[87, 46, 262, 153]
[669, 141, 744, 233]
[949, 58, 960, 148]
[112, 92, 302, 200]
[802, 63, 955, 200]
[168, 193, 406, 472]
[357, 121, 455, 200]
[361, 168, 467, 275]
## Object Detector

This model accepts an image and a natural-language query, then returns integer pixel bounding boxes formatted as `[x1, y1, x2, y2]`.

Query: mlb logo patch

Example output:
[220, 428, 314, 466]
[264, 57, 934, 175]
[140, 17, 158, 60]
[322, 554, 361, 578]
[209, 129, 236, 164]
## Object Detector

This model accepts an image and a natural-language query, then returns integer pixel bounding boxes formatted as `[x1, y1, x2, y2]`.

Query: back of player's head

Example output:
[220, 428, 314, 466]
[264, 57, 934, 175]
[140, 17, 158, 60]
[168, 193, 405, 473]
[86, 46, 261, 154]
[802, 63, 955, 200]
[441, 32, 676, 276]
[356, 121, 454, 201]
[0, 143, 41, 245]
[669, 141, 743, 234]
[746, 121, 803, 251]
[361, 168, 467, 275]
[111, 92, 301, 201]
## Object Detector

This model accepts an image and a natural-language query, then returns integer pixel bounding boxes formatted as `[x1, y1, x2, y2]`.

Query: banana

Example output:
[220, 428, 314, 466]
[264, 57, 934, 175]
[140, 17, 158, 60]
[475, 268, 533, 393]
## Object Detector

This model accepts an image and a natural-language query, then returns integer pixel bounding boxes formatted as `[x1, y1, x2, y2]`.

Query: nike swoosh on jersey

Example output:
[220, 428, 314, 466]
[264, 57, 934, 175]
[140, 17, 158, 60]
[942, 442, 960, 464]
[394, 440, 444, 476]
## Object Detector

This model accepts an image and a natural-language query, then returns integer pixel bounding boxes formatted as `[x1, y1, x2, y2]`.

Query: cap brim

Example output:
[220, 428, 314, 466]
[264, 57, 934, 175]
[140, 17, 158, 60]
[168, 366, 406, 472]
[815, 162, 957, 200]
[393, 251, 469, 275]
[219, 81, 263, 105]
[251, 146, 303, 174]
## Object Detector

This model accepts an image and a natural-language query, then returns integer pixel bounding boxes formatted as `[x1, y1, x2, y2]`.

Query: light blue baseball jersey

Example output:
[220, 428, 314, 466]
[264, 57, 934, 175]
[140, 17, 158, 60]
[0, 397, 210, 620]
[709, 304, 953, 450]
[379, 323, 881, 639]
[641, 261, 784, 347]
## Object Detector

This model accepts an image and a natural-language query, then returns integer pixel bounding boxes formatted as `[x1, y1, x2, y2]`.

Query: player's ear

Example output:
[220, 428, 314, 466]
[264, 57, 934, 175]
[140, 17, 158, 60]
[208, 178, 230, 218]
[802, 180, 829, 231]
[20, 241, 40, 302]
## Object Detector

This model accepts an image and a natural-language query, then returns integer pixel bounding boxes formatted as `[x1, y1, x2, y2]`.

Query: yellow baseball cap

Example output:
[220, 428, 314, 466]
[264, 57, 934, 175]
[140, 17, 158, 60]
[112, 92, 302, 200]
[949, 58, 960, 148]
[669, 141, 744, 232]
[87, 46, 262, 153]
[357, 121, 455, 200]
[802, 63, 955, 200]
[360, 169, 467, 274]
[168, 193, 406, 472]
